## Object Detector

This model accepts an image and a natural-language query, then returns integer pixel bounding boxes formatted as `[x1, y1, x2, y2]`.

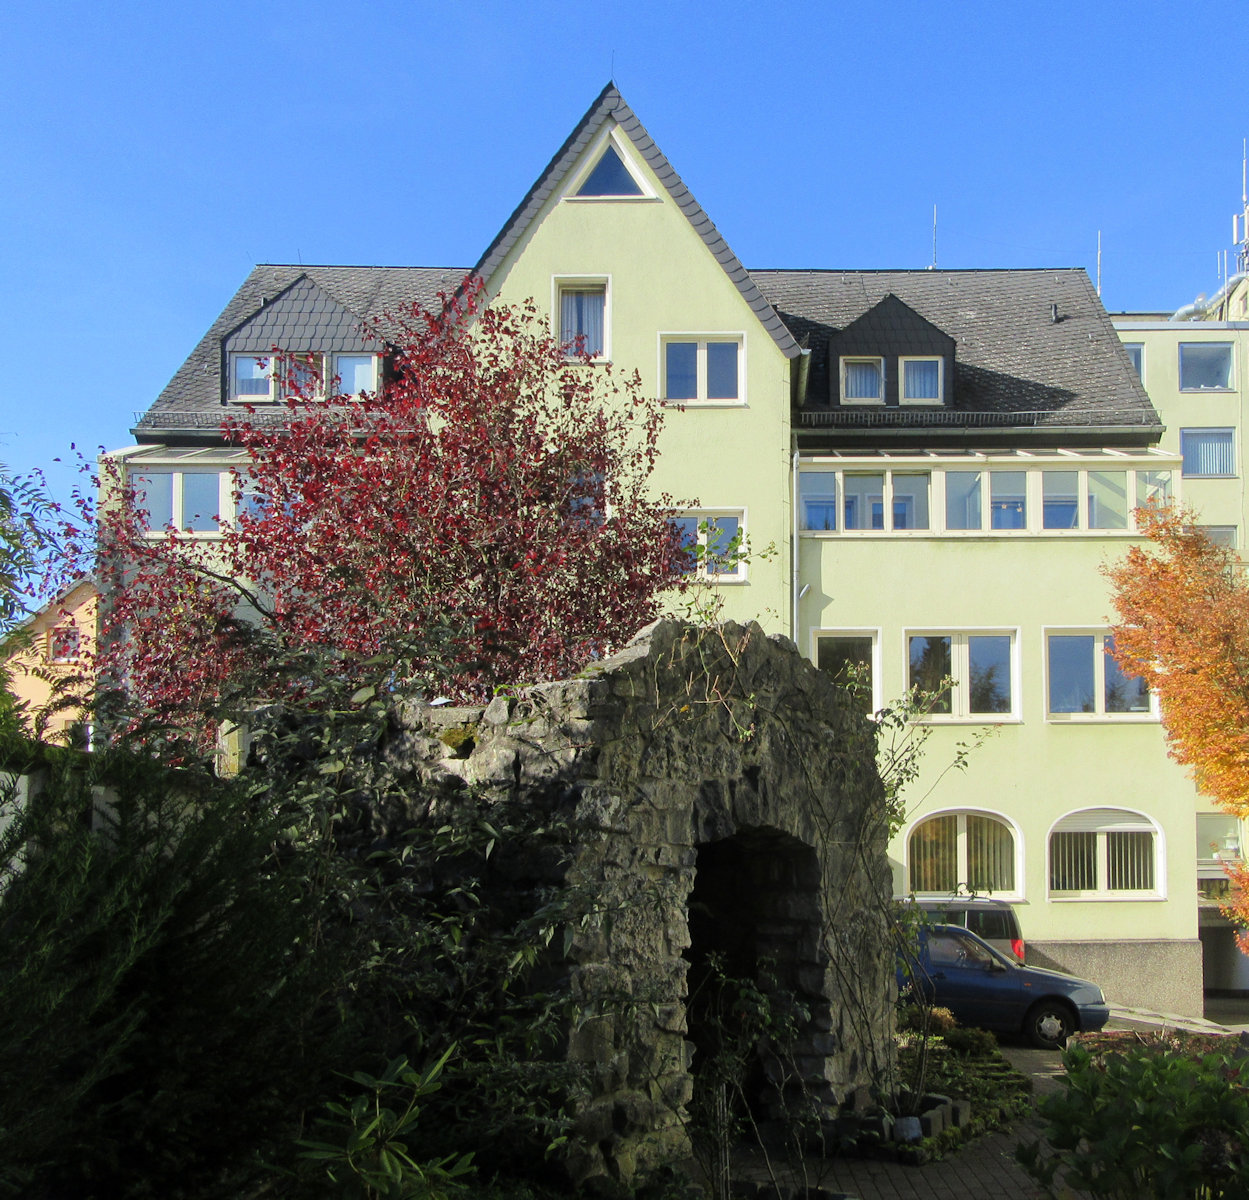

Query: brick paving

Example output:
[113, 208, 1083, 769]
[721, 1005, 1249, 1199]
[806, 1121, 1047, 1199]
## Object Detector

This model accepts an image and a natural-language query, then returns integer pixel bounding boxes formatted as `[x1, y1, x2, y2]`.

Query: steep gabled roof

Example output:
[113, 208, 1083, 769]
[470, 83, 800, 361]
[225, 275, 373, 354]
[832, 293, 954, 354]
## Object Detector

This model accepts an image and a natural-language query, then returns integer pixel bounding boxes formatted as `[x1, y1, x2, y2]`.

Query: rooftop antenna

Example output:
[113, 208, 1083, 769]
[1238, 137, 1249, 275]
[930, 203, 938, 269]
[1096, 229, 1102, 296]
[611, 50, 616, 83]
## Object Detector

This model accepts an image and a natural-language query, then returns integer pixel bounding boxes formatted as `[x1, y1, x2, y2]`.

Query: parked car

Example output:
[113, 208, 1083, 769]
[897, 924, 1110, 1049]
[915, 896, 1025, 963]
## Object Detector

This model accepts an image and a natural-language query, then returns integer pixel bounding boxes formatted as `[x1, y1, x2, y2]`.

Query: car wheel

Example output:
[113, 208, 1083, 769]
[1025, 1000, 1074, 1050]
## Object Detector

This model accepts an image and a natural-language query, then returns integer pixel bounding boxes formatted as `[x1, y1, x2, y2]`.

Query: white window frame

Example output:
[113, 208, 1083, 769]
[553, 275, 611, 361]
[673, 509, 748, 583]
[229, 353, 277, 403]
[229, 352, 330, 403]
[1197, 812, 1242, 879]
[899, 356, 945, 405]
[798, 456, 1178, 538]
[1123, 342, 1145, 382]
[1043, 628, 1156, 722]
[658, 334, 746, 406]
[798, 468, 934, 534]
[839, 356, 885, 405]
[905, 629, 1020, 723]
[131, 467, 230, 537]
[331, 353, 377, 398]
[905, 809, 1023, 901]
[1197, 524, 1238, 550]
[1179, 342, 1235, 392]
[1047, 808, 1164, 901]
[1180, 427, 1236, 478]
[46, 624, 82, 664]
[811, 628, 881, 712]
[563, 125, 658, 202]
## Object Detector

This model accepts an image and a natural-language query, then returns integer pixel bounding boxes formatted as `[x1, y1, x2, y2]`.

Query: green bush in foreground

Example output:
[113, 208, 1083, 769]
[1019, 1042, 1249, 1199]
[0, 743, 350, 1198]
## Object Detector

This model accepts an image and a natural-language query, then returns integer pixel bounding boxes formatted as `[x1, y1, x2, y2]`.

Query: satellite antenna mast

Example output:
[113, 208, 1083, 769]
[1238, 138, 1249, 276]
[931, 204, 938, 269]
[1096, 230, 1102, 296]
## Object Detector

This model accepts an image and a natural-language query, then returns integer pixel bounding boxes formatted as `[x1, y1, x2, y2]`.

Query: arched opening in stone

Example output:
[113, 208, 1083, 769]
[683, 828, 833, 1128]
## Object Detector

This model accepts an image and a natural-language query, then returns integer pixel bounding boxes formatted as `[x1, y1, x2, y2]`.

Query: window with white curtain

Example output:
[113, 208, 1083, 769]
[333, 354, 376, 397]
[557, 281, 607, 358]
[908, 811, 1017, 897]
[901, 356, 943, 403]
[1049, 809, 1160, 898]
[1181, 428, 1235, 477]
[840, 357, 884, 403]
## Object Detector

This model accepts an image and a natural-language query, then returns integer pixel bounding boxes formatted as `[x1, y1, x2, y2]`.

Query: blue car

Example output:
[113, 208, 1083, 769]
[898, 924, 1110, 1049]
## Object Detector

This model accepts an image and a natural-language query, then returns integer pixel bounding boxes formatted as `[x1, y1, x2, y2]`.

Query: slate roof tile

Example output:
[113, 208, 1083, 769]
[754, 267, 1157, 428]
[136, 265, 463, 437]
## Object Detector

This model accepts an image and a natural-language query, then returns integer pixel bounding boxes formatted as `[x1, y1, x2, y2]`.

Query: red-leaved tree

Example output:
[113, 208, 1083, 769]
[91, 287, 690, 739]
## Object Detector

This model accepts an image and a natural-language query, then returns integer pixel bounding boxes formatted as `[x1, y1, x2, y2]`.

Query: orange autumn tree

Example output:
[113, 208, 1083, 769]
[1106, 504, 1249, 940]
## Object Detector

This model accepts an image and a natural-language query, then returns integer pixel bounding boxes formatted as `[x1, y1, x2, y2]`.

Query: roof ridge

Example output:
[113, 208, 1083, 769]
[469, 86, 800, 360]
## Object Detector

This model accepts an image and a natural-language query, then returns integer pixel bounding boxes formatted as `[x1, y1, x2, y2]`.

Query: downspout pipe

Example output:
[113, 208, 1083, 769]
[791, 345, 812, 408]
[790, 347, 811, 647]
[791, 449, 801, 645]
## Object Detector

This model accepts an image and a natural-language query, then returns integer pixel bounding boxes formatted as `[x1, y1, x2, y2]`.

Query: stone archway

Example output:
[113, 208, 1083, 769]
[684, 829, 833, 1125]
[404, 620, 893, 1190]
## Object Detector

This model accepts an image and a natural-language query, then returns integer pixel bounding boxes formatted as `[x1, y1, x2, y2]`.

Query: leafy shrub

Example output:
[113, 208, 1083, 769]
[0, 741, 353, 1198]
[1019, 1042, 1249, 1198]
[898, 1004, 957, 1034]
[296, 1050, 475, 1198]
[942, 1026, 998, 1057]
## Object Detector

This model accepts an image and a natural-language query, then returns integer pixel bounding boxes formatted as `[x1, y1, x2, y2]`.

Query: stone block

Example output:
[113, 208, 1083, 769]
[919, 1103, 947, 1138]
[839, 1083, 873, 1112]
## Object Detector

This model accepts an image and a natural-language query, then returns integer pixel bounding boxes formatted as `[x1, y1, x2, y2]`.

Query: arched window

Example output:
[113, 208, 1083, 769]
[1048, 808, 1161, 898]
[908, 811, 1017, 897]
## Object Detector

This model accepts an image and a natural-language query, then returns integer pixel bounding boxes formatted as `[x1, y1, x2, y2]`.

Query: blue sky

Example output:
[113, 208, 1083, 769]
[2, 0, 1245, 505]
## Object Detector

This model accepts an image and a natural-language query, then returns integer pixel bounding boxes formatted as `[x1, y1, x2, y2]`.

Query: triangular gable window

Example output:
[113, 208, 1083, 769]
[575, 143, 644, 197]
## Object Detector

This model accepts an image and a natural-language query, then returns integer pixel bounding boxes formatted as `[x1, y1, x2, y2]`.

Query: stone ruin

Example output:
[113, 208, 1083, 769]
[388, 619, 895, 1190]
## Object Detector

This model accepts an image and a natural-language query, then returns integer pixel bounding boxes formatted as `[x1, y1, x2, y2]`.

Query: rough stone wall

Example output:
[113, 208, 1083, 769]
[390, 620, 894, 1190]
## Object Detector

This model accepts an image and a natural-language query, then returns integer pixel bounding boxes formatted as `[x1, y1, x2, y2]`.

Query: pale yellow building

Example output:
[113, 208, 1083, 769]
[1114, 229, 1249, 995]
[122, 86, 1205, 1014]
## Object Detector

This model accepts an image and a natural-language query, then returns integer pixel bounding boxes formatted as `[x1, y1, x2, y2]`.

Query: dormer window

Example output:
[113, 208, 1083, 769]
[232, 355, 272, 399]
[230, 352, 375, 402]
[840, 357, 884, 404]
[901, 356, 944, 404]
[284, 353, 322, 399]
[333, 354, 376, 397]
